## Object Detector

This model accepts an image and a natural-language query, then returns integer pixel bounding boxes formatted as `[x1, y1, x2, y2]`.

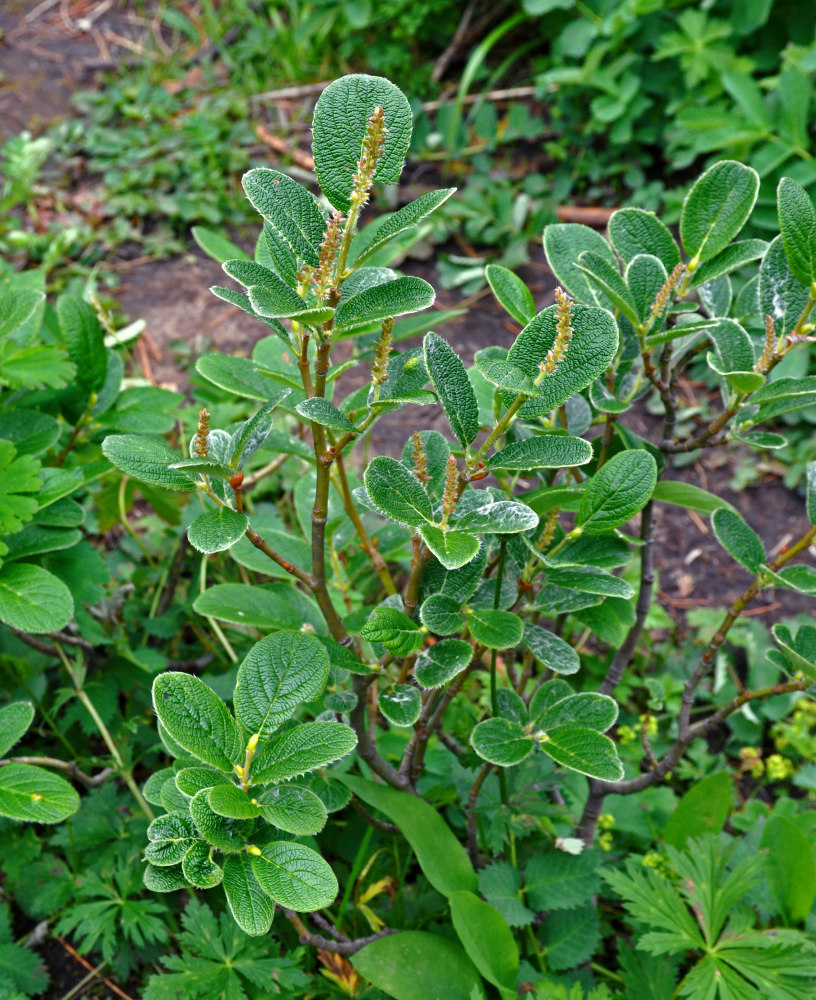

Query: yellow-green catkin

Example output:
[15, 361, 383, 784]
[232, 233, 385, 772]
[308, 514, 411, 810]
[312, 210, 344, 299]
[411, 431, 430, 485]
[370, 318, 393, 400]
[194, 408, 210, 457]
[350, 107, 387, 211]
[538, 287, 574, 381]
[440, 454, 459, 527]
[754, 315, 776, 373]
[649, 261, 684, 327]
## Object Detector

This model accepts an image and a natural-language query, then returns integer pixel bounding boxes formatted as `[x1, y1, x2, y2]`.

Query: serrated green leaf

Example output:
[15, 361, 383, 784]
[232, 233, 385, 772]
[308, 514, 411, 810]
[414, 639, 472, 688]
[338, 774, 478, 896]
[190, 789, 250, 851]
[486, 264, 535, 325]
[364, 455, 434, 527]
[540, 727, 624, 781]
[577, 450, 657, 534]
[251, 721, 357, 783]
[182, 840, 223, 888]
[360, 607, 424, 656]
[222, 853, 275, 935]
[145, 812, 198, 866]
[56, 295, 107, 393]
[175, 767, 232, 798]
[355, 188, 456, 265]
[540, 904, 600, 971]
[153, 673, 244, 771]
[102, 434, 196, 491]
[681, 160, 759, 263]
[234, 631, 329, 739]
[468, 608, 523, 649]
[450, 890, 518, 999]
[423, 332, 479, 448]
[378, 685, 422, 727]
[525, 850, 600, 912]
[608, 208, 680, 271]
[471, 718, 533, 766]
[478, 862, 534, 928]
[313, 74, 412, 212]
[711, 507, 765, 574]
[295, 396, 355, 432]
[207, 784, 260, 819]
[251, 841, 337, 910]
[352, 931, 485, 1000]
[0, 763, 79, 823]
[0, 563, 73, 633]
[256, 784, 327, 835]
[487, 435, 592, 471]
[543, 223, 619, 305]
[507, 304, 619, 418]
[0, 702, 34, 758]
[626, 253, 669, 325]
[777, 176, 816, 286]
[418, 526, 481, 570]
[336, 275, 434, 330]
[187, 506, 248, 554]
[242, 168, 325, 265]
[522, 625, 579, 675]
[143, 862, 187, 893]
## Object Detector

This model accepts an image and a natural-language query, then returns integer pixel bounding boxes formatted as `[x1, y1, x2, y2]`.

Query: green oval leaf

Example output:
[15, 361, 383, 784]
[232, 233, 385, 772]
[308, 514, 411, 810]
[711, 507, 765, 574]
[378, 685, 422, 727]
[414, 639, 472, 688]
[681, 160, 760, 263]
[153, 672, 244, 771]
[522, 625, 580, 676]
[663, 771, 731, 848]
[335, 275, 435, 330]
[449, 890, 518, 999]
[256, 784, 328, 836]
[223, 853, 275, 935]
[352, 931, 485, 1000]
[242, 168, 325, 265]
[418, 526, 481, 570]
[0, 563, 74, 633]
[251, 721, 357, 784]
[360, 607, 424, 657]
[102, 434, 196, 491]
[777, 176, 816, 286]
[471, 718, 533, 766]
[187, 506, 248, 555]
[607, 207, 680, 270]
[576, 450, 657, 534]
[251, 841, 338, 910]
[487, 435, 592, 471]
[0, 702, 34, 758]
[540, 727, 624, 781]
[0, 763, 79, 824]
[486, 264, 535, 325]
[424, 332, 479, 448]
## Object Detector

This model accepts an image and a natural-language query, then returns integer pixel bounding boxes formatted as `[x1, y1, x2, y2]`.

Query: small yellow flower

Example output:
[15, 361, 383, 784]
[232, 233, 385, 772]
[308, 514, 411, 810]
[766, 754, 795, 781]
[598, 832, 613, 852]
[598, 813, 615, 831]
[618, 724, 637, 746]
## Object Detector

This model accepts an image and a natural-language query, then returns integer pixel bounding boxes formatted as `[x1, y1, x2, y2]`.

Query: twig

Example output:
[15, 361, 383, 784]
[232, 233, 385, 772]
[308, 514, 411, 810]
[54, 936, 135, 1000]
[351, 794, 399, 834]
[466, 763, 492, 866]
[431, 1, 476, 82]
[284, 911, 398, 955]
[251, 80, 333, 102]
[254, 123, 315, 171]
[0, 757, 112, 788]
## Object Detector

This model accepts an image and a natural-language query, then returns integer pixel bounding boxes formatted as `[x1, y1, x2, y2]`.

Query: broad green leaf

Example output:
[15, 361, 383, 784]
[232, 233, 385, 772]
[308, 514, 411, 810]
[339, 775, 478, 896]
[256, 785, 327, 836]
[182, 840, 223, 889]
[761, 815, 816, 925]
[222, 854, 275, 936]
[360, 608, 424, 657]
[187, 506, 248, 555]
[471, 718, 533, 766]
[419, 593, 464, 635]
[352, 931, 485, 1000]
[0, 702, 34, 758]
[681, 160, 760, 263]
[378, 685, 422, 727]
[652, 480, 734, 515]
[335, 275, 435, 330]
[153, 672, 244, 771]
[507, 303, 619, 418]
[522, 625, 580, 675]
[449, 890, 518, 999]
[418, 526, 481, 570]
[759, 236, 811, 336]
[364, 455, 433, 527]
[355, 188, 456, 265]
[528, 679, 574, 722]
[56, 295, 107, 393]
[0, 287, 44, 339]
[208, 784, 260, 819]
[242, 168, 324, 265]
[295, 397, 355, 432]
[468, 608, 523, 649]
[0, 763, 79, 823]
[663, 771, 731, 849]
[455, 498, 538, 534]
[688, 239, 767, 288]
[261, 221, 300, 287]
[486, 264, 535, 325]
[102, 434, 196, 491]
[525, 850, 600, 912]
[476, 357, 539, 396]
[234, 631, 329, 739]
[0, 563, 73, 633]
[539, 904, 600, 971]
[170, 457, 234, 481]
[193, 583, 304, 631]
[626, 253, 668, 325]
[247, 277, 309, 319]
[607, 208, 680, 270]
[251, 841, 337, 910]
[770, 623, 816, 678]
[192, 225, 250, 264]
[210, 285, 290, 340]
[576, 450, 657, 534]
[544, 565, 634, 599]
[414, 639, 472, 688]
[540, 727, 624, 781]
[190, 789, 250, 851]
[711, 507, 765, 574]
[175, 767, 232, 798]
[423, 332, 479, 448]
[143, 863, 187, 893]
[777, 176, 816, 286]
[535, 693, 618, 733]
[313, 74, 412, 212]
[486, 435, 592, 471]
[145, 812, 198, 866]
[0, 409, 60, 457]
[543, 223, 619, 304]
[230, 395, 291, 468]
[575, 250, 639, 326]
[251, 721, 357, 783]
